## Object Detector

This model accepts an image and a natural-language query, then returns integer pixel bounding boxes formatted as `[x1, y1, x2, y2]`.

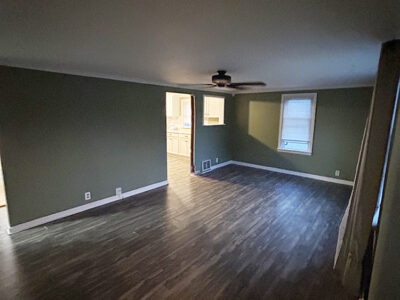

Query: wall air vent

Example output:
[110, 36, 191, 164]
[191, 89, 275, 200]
[202, 159, 212, 173]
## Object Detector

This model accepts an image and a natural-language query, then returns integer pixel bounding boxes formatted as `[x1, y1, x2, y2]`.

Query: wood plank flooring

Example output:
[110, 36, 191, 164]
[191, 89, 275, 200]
[0, 155, 355, 299]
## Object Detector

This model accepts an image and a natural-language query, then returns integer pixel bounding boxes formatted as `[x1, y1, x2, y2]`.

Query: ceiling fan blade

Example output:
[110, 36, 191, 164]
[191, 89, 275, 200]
[226, 85, 247, 90]
[228, 81, 266, 88]
[178, 83, 216, 88]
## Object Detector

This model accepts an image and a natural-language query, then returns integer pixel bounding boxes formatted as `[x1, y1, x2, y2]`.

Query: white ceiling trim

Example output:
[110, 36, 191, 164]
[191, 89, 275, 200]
[0, 62, 232, 95]
[232, 83, 375, 95]
[1, 62, 375, 96]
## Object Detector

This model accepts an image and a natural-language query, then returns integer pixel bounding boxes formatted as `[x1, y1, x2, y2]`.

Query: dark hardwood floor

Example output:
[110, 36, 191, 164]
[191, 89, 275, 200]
[0, 155, 355, 299]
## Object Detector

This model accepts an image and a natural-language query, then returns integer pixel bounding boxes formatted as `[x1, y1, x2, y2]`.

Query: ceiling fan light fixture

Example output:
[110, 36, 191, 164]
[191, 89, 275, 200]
[212, 70, 231, 87]
[181, 70, 266, 90]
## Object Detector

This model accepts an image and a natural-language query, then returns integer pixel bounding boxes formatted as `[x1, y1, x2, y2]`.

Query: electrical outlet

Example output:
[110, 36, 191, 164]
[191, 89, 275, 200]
[216, 157, 219, 163]
[335, 170, 340, 177]
[84, 192, 91, 201]
[116, 187, 122, 199]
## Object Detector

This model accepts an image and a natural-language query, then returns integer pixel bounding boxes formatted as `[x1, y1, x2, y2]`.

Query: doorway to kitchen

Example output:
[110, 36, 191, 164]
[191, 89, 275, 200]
[166, 92, 195, 181]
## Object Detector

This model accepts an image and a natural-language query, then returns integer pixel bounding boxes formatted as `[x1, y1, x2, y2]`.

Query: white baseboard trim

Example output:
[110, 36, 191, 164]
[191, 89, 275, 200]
[195, 159, 353, 186]
[121, 181, 168, 198]
[211, 160, 233, 170]
[194, 160, 233, 174]
[7, 180, 169, 235]
[231, 161, 354, 186]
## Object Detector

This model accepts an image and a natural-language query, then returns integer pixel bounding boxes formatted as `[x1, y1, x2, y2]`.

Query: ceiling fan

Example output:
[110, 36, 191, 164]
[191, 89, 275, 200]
[181, 70, 266, 90]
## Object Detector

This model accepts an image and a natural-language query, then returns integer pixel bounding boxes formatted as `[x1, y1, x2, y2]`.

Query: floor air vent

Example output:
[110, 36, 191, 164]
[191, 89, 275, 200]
[202, 160, 212, 173]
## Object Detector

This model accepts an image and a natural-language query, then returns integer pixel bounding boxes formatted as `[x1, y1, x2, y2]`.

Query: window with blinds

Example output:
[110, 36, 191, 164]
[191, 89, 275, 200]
[278, 93, 317, 155]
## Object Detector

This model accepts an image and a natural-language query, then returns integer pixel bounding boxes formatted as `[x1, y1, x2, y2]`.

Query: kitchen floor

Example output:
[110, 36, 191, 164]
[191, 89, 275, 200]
[167, 153, 191, 181]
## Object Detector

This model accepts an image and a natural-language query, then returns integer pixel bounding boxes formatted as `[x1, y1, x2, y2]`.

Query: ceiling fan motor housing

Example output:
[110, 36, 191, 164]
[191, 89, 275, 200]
[212, 70, 231, 87]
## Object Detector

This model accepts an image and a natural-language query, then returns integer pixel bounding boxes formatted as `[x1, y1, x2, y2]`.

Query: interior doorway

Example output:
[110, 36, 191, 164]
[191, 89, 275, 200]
[166, 92, 195, 181]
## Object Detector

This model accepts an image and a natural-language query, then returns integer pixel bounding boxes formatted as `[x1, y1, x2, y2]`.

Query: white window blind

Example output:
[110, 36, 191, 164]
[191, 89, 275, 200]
[278, 93, 317, 154]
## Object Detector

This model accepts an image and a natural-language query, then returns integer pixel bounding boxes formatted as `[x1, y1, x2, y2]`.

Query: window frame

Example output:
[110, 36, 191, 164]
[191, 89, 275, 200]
[277, 93, 317, 155]
[203, 95, 226, 126]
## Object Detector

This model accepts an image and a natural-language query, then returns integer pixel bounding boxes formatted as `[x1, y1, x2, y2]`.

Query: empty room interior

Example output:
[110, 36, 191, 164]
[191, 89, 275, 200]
[0, 1, 399, 300]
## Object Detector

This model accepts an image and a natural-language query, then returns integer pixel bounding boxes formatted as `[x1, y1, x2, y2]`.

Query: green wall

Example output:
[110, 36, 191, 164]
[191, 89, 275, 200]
[232, 87, 373, 180]
[0, 65, 372, 227]
[0, 66, 232, 226]
[189, 91, 233, 170]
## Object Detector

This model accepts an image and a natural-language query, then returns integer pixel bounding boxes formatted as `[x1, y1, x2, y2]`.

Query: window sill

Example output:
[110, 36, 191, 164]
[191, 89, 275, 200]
[277, 148, 312, 156]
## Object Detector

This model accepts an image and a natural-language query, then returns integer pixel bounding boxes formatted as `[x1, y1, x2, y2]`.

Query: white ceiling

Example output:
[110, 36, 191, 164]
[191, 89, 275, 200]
[0, 0, 398, 94]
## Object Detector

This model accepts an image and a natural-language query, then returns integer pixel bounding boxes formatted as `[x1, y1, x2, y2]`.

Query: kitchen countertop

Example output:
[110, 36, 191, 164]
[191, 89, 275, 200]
[167, 129, 191, 134]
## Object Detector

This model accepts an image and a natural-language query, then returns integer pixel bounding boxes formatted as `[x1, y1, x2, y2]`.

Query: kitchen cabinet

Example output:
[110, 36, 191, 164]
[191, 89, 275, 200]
[203, 96, 224, 125]
[178, 134, 190, 157]
[204, 100, 209, 116]
[171, 133, 179, 154]
[167, 132, 190, 157]
[166, 95, 181, 117]
[166, 93, 192, 157]
[204, 98, 223, 116]
[167, 134, 173, 153]
[167, 132, 179, 154]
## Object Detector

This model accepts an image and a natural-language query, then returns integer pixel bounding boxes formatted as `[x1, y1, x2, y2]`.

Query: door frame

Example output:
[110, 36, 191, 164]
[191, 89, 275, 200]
[190, 95, 195, 173]
[165, 92, 196, 173]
